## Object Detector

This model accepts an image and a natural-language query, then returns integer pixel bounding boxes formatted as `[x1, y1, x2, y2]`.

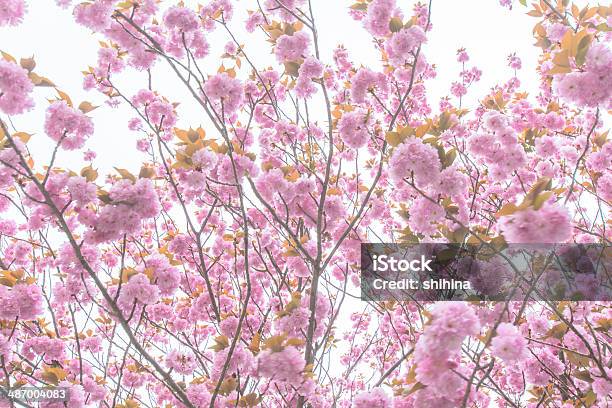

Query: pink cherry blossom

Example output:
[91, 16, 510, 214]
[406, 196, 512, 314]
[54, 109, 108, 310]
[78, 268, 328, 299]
[275, 31, 310, 62]
[354, 387, 392, 408]
[44, 100, 94, 149]
[389, 137, 441, 186]
[163, 6, 200, 32]
[0, 59, 33, 114]
[364, 0, 396, 37]
[351, 67, 387, 104]
[0, 0, 25, 26]
[0, 283, 43, 320]
[499, 202, 572, 243]
[165, 349, 197, 374]
[74, 0, 113, 31]
[387, 26, 426, 66]
[338, 110, 370, 149]
[257, 345, 305, 385]
[491, 322, 529, 362]
[204, 73, 244, 115]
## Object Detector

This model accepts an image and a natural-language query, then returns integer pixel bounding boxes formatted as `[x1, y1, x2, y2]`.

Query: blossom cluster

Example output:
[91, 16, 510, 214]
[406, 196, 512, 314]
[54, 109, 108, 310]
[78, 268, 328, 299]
[87, 178, 160, 243]
[411, 302, 481, 406]
[44, 100, 94, 150]
[553, 43, 612, 108]
[0, 59, 33, 114]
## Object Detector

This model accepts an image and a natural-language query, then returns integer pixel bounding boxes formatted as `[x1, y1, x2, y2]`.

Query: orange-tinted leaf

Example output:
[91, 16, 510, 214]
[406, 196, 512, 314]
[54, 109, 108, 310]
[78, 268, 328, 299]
[20, 56, 36, 72]
[56, 89, 73, 107]
[78, 101, 98, 113]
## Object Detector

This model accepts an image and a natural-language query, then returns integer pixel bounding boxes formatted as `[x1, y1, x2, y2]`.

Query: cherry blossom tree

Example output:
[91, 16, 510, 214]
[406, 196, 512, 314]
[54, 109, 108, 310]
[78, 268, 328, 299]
[0, 0, 610, 407]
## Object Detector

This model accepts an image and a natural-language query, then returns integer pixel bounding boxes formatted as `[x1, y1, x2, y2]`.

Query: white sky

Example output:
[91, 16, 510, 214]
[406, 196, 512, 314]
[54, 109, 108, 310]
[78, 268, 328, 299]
[0, 0, 541, 177]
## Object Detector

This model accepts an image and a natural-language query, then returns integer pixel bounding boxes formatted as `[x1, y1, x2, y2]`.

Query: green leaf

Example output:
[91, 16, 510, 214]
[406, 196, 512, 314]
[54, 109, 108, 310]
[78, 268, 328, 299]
[532, 191, 553, 210]
[350, 3, 368, 11]
[114, 167, 137, 182]
[573, 370, 593, 383]
[80, 165, 98, 182]
[284, 61, 300, 77]
[210, 335, 229, 352]
[385, 131, 405, 147]
[582, 390, 597, 407]
[442, 148, 457, 169]
[406, 382, 426, 395]
[389, 17, 403, 33]
[546, 322, 567, 340]
[575, 34, 592, 67]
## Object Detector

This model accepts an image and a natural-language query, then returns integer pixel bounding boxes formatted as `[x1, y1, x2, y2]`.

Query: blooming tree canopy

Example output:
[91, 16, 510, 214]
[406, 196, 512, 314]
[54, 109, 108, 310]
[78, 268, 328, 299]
[0, 0, 610, 407]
